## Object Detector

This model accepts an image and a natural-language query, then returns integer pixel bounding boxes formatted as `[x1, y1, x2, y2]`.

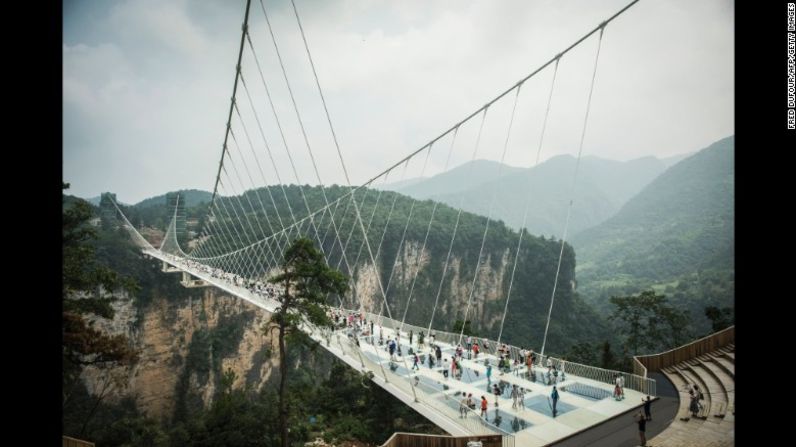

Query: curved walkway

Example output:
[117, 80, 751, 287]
[551, 372, 678, 446]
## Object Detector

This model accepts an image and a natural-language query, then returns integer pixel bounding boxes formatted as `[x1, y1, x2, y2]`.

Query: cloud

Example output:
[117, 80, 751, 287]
[63, 0, 733, 203]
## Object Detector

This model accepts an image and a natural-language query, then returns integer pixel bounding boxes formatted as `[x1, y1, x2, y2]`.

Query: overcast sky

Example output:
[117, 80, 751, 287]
[63, 0, 734, 204]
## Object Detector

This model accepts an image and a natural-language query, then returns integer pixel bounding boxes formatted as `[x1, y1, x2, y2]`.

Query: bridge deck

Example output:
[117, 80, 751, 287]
[146, 248, 650, 446]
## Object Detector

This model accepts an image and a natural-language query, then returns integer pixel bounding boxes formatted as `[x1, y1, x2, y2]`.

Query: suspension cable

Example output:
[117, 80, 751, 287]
[496, 58, 560, 347]
[541, 27, 605, 357]
[399, 127, 459, 334]
[427, 109, 489, 336]
[458, 86, 523, 346]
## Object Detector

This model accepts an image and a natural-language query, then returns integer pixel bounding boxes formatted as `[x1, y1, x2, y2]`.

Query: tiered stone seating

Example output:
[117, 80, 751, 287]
[650, 344, 734, 447]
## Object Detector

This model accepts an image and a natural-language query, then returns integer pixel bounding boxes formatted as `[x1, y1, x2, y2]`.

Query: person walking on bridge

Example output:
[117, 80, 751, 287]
[511, 384, 519, 409]
[459, 394, 468, 418]
[551, 386, 560, 417]
[493, 383, 501, 408]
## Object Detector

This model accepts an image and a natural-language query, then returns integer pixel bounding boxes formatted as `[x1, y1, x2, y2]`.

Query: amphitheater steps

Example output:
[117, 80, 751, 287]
[650, 344, 734, 447]
[707, 353, 734, 379]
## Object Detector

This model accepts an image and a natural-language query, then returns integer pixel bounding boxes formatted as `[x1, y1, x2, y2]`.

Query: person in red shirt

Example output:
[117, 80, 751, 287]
[481, 396, 488, 417]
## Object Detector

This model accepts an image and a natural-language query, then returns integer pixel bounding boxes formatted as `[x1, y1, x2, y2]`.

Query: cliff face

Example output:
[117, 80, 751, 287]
[351, 239, 528, 338]
[84, 284, 276, 421]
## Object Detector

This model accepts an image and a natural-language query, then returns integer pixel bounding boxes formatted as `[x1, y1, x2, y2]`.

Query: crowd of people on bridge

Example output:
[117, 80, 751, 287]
[327, 316, 583, 423]
[160, 253, 282, 302]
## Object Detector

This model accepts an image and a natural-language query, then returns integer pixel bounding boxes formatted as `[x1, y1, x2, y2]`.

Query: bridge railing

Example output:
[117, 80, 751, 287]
[362, 311, 656, 396]
[633, 325, 734, 375]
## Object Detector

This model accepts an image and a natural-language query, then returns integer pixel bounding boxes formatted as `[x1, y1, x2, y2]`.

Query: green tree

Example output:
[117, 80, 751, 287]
[609, 290, 691, 355]
[704, 306, 734, 333]
[63, 183, 139, 435]
[267, 237, 348, 447]
[452, 319, 476, 336]
[600, 341, 617, 370]
[566, 342, 598, 366]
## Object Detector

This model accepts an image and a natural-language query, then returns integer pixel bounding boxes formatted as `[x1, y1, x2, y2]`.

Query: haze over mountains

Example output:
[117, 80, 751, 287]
[573, 136, 734, 327]
[383, 152, 691, 238]
[375, 138, 733, 332]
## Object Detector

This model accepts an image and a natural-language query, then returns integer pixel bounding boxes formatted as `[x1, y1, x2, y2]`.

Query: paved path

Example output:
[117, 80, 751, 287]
[551, 372, 679, 446]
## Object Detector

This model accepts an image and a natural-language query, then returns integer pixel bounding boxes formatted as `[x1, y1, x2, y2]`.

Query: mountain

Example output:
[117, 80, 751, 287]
[397, 159, 525, 199]
[83, 195, 101, 206]
[661, 152, 694, 168]
[432, 156, 615, 238]
[395, 154, 671, 238]
[572, 136, 734, 331]
[134, 189, 213, 209]
[172, 184, 610, 354]
[377, 176, 427, 191]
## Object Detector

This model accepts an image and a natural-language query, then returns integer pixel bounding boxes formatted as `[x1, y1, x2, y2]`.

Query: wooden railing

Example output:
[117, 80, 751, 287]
[380, 433, 506, 447]
[63, 436, 95, 447]
[633, 325, 734, 375]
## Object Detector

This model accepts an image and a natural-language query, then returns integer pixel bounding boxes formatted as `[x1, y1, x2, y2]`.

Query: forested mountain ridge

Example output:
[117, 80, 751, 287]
[572, 136, 734, 332]
[389, 154, 674, 238]
[134, 189, 212, 208]
[165, 184, 610, 354]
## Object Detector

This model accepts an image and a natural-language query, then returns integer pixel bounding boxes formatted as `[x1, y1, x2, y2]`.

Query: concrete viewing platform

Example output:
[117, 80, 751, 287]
[313, 318, 652, 447]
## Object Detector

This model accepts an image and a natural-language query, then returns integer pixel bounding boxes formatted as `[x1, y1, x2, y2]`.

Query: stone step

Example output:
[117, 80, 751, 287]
[649, 345, 734, 447]
[676, 367, 712, 420]
[696, 360, 734, 417]
[690, 363, 727, 406]
[708, 355, 734, 379]
[664, 370, 707, 424]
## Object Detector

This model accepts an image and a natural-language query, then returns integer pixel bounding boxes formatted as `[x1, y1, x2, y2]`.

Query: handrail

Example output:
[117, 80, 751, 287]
[634, 326, 734, 373]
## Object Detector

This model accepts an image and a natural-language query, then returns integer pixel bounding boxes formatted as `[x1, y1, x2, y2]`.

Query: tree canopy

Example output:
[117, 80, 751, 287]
[609, 290, 691, 355]
[267, 237, 349, 447]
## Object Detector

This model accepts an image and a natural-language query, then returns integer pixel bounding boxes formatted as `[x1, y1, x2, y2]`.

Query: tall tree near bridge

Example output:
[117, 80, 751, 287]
[267, 237, 348, 447]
